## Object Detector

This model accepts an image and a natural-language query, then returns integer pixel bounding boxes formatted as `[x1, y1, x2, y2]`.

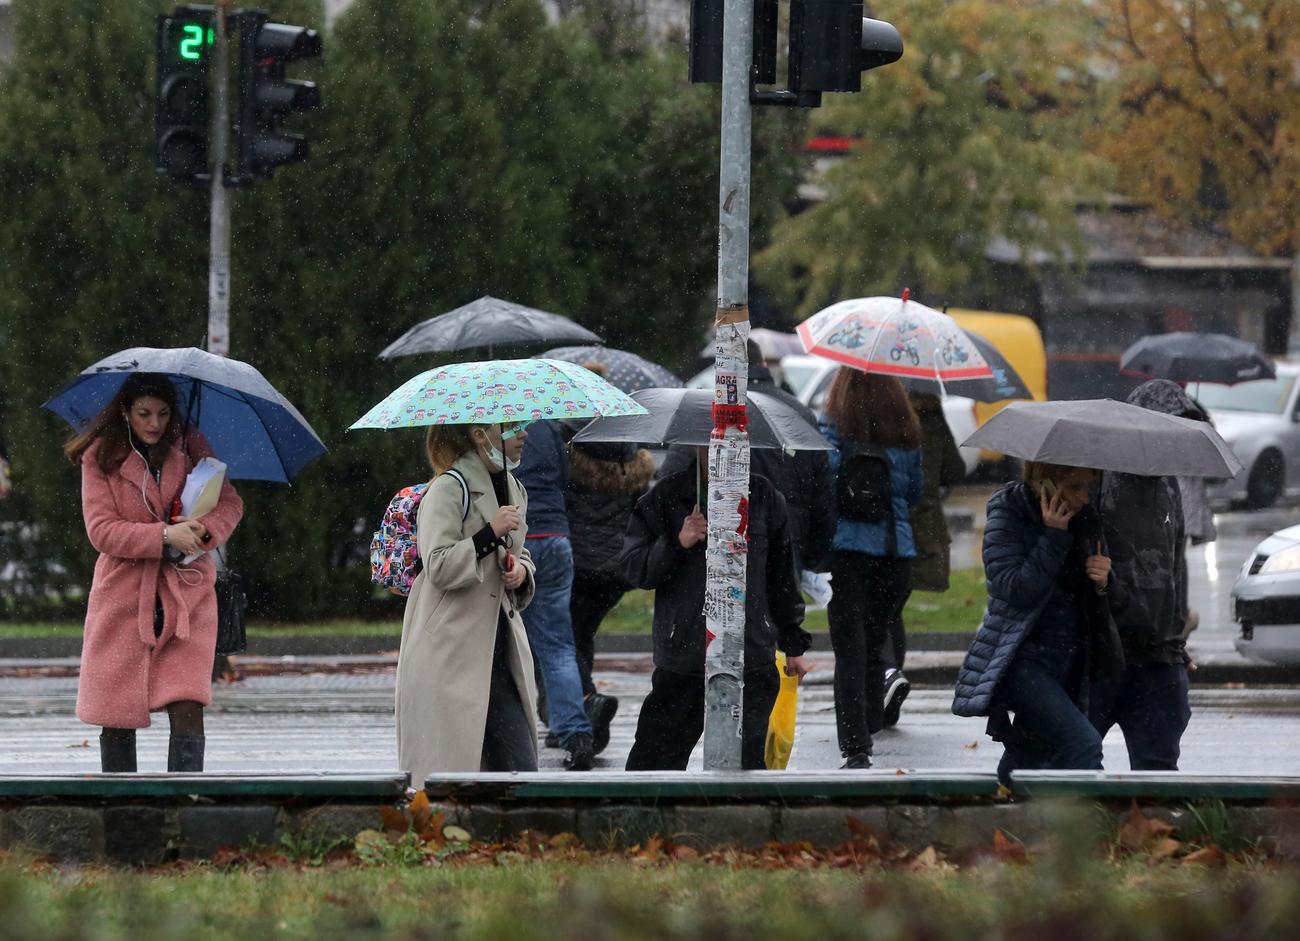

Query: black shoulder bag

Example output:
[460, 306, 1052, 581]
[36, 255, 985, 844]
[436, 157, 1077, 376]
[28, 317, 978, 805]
[214, 547, 248, 655]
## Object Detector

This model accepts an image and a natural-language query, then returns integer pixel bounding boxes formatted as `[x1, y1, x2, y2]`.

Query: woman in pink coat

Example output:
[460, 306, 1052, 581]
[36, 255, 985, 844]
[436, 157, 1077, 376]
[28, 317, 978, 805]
[65, 373, 244, 773]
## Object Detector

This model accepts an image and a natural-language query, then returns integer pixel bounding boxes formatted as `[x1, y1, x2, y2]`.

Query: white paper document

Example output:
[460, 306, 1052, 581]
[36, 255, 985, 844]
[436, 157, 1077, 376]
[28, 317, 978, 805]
[179, 457, 227, 563]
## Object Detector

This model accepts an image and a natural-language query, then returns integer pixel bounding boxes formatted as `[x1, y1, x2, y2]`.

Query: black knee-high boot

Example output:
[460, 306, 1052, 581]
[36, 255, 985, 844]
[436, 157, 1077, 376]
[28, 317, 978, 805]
[99, 729, 137, 773]
[167, 734, 205, 772]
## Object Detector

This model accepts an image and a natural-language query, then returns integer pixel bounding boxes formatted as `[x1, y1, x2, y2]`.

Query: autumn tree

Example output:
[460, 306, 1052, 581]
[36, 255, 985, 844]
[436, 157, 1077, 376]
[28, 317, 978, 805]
[1091, 0, 1299, 256]
[755, 0, 1107, 317]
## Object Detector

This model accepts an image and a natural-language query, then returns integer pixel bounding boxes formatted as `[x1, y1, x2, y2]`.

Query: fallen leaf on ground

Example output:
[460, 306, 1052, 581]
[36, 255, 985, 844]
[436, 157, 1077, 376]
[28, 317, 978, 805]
[1182, 844, 1229, 866]
[442, 825, 472, 843]
[65, 740, 90, 749]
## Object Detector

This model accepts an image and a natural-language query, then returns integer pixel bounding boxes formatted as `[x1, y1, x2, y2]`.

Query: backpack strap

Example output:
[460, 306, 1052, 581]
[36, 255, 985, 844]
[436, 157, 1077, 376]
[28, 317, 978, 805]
[442, 468, 471, 522]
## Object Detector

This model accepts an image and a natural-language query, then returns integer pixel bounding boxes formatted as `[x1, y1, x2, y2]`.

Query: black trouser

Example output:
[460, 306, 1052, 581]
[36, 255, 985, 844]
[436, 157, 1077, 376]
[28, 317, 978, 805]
[827, 552, 912, 757]
[570, 569, 629, 698]
[877, 591, 911, 673]
[481, 615, 538, 773]
[625, 666, 780, 771]
[1089, 661, 1191, 771]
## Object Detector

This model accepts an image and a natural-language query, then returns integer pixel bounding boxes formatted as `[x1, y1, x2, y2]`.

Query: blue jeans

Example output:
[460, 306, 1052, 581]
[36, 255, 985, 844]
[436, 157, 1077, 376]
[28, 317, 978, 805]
[1089, 662, 1191, 771]
[521, 536, 591, 740]
[994, 650, 1104, 785]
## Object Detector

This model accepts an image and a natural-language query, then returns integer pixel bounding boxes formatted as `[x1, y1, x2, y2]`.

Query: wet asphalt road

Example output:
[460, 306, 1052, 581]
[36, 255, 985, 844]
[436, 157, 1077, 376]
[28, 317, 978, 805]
[4, 666, 1300, 776]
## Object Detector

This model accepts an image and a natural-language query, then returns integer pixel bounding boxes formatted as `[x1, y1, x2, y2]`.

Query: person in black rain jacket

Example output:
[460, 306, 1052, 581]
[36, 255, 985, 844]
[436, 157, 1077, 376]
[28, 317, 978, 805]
[618, 451, 811, 770]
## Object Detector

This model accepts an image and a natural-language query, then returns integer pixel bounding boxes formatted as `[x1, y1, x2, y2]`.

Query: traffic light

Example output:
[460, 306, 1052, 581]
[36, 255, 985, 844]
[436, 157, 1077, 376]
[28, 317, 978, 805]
[233, 11, 321, 184]
[688, 0, 778, 85]
[154, 7, 214, 182]
[789, 2, 903, 94]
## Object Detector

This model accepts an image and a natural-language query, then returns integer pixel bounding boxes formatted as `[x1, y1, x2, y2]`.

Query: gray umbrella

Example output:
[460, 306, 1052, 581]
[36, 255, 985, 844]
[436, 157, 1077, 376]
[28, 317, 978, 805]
[540, 345, 681, 393]
[961, 399, 1242, 478]
[379, 296, 602, 358]
[571, 388, 832, 451]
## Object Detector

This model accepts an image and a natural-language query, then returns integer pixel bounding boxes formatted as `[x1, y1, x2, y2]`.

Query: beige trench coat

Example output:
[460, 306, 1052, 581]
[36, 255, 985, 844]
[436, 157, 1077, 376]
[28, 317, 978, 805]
[395, 452, 538, 782]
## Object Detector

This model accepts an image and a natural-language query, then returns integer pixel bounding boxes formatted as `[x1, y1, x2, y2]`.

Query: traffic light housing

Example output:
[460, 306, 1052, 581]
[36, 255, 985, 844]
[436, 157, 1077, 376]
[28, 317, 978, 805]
[789, 2, 903, 94]
[233, 11, 321, 183]
[154, 8, 213, 182]
[688, 0, 778, 85]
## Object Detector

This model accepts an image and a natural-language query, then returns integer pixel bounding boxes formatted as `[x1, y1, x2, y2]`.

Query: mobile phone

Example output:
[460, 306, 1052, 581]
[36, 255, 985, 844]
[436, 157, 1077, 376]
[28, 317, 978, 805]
[1040, 478, 1060, 499]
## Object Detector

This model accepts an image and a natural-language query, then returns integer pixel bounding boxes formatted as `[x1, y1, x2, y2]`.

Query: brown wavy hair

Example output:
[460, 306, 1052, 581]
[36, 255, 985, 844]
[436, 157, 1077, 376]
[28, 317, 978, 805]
[64, 373, 181, 474]
[823, 368, 921, 448]
[425, 424, 477, 476]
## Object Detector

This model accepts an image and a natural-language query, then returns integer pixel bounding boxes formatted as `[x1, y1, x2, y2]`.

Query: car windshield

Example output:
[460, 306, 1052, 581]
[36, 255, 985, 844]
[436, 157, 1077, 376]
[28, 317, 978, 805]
[780, 360, 823, 399]
[1192, 376, 1296, 414]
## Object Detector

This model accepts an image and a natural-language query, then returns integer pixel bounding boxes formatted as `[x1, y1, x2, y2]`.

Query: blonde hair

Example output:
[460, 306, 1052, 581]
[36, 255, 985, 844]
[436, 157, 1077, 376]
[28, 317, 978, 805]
[425, 424, 476, 475]
[1022, 460, 1096, 495]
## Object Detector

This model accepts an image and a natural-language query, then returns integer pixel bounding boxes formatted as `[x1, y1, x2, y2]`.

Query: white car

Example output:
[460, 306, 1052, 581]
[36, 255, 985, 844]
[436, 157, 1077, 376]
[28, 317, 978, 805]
[1232, 523, 1300, 664]
[1197, 363, 1300, 509]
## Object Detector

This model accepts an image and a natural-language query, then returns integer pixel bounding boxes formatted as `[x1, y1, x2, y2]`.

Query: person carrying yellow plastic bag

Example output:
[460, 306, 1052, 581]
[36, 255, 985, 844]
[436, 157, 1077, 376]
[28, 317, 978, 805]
[765, 651, 802, 769]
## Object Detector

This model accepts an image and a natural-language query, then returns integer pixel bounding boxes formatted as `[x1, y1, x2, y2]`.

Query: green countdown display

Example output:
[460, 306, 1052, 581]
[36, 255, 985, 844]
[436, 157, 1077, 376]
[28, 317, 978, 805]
[166, 19, 213, 64]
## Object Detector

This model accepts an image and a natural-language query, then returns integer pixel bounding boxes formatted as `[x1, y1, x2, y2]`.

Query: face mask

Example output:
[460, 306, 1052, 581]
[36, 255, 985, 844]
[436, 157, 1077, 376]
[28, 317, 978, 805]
[480, 440, 505, 472]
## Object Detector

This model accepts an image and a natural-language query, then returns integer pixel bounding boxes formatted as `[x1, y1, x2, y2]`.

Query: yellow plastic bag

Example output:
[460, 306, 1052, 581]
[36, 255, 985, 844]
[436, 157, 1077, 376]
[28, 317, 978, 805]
[764, 652, 800, 770]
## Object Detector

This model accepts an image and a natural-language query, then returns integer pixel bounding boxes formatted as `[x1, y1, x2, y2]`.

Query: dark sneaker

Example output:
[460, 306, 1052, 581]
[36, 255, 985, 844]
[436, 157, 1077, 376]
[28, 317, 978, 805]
[840, 752, 873, 770]
[882, 669, 911, 729]
[562, 732, 595, 771]
[584, 692, 619, 756]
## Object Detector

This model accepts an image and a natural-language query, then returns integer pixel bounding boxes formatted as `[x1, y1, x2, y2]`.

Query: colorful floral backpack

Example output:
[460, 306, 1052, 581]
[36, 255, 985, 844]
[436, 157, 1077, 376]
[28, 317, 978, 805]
[370, 470, 469, 596]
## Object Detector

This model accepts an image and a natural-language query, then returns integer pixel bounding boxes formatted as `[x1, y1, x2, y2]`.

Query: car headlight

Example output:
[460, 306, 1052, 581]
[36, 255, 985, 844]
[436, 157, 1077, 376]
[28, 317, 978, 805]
[1260, 546, 1300, 574]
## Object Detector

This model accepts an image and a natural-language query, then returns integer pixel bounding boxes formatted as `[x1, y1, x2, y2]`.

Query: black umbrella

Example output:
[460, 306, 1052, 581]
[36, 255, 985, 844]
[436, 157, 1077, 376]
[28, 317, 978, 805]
[961, 399, 1241, 478]
[1120, 332, 1274, 385]
[540, 346, 681, 394]
[899, 329, 1032, 402]
[379, 296, 602, 358]
[571, 388, 832, 451]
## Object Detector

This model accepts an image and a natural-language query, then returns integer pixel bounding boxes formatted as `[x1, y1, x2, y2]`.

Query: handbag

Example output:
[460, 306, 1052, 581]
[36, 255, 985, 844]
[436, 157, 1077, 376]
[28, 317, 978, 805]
[214, 549, 248, 655]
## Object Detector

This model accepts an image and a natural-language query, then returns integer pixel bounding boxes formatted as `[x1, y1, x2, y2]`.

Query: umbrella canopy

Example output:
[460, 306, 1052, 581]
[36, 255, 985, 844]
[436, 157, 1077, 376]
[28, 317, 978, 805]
[900, 329, 1032, 403]
[540, 345, 682, 394]
[797, 294, 995, 382]
[570, 388, 832, 451]
[960, 399, 1242, 478]
[43, 347, 326, 483]
[350, 359, 647, 430]
[1120, 331, 1275, 385]
[378, 296, 602, 358]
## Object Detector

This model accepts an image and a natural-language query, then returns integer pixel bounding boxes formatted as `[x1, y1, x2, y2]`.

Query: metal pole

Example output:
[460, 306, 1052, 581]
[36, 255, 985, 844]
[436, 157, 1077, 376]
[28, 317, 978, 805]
[207, 0, 232, 358]
[702, 0, 754, 770]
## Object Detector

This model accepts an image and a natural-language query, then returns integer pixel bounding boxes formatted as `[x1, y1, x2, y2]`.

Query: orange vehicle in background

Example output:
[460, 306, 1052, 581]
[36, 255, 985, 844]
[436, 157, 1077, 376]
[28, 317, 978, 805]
[948, 309, 1048, 461]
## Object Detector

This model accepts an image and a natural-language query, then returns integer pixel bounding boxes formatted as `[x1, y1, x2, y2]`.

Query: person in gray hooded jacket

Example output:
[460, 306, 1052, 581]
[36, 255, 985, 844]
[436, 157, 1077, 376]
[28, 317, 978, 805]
[1091, 379, 1198, 770]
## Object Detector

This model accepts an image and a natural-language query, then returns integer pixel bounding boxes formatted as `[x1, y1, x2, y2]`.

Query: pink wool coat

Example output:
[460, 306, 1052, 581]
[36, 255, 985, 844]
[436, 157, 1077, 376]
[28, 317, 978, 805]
[76, 434, 244, 729]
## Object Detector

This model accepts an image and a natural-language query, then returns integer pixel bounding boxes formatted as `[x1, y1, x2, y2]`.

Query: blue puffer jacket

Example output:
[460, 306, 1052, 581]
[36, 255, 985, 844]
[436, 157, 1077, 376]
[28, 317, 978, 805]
[821, 421, 923, 558]
[951, 482, 1124, 718]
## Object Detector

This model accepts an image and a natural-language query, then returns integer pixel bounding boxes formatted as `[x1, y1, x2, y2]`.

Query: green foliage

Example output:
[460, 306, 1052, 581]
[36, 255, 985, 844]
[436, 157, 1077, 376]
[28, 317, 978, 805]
[279, 829, 354, 866]
[5, 854, 1300, 940]
[755, 0, 1109, 316]
[0, 0, 802, 621]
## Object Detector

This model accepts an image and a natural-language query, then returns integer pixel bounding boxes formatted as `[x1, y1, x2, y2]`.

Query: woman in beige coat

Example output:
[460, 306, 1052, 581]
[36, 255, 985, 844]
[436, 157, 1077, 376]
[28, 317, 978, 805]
[396, 421, 539, 782]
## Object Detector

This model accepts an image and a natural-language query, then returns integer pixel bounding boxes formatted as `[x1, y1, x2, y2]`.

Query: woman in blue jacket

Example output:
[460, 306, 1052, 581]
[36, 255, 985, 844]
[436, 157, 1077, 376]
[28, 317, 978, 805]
[822, 369, 924, 769]
[952, 463, 1123, 785]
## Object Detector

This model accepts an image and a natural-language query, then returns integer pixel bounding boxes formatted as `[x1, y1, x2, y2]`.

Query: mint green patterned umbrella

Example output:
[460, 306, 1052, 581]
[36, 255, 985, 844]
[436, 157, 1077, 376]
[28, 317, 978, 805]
[350, 359, 648, 430]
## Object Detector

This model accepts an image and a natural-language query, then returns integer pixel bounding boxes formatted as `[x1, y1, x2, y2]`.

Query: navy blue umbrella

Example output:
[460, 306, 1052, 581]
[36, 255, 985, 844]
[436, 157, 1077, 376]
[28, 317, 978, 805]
[43, 347, 326, 483]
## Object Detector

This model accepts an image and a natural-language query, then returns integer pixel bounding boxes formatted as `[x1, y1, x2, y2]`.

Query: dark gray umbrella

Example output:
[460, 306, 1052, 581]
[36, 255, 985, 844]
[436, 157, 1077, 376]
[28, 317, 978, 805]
[571, 388, 832, 451]
[379, 296, 602, 358]
[961, 399, 1241, 477]
[540, 346, 681, 394]
[1120, 332, 1274, 385]
[900, 330, 1033, 403]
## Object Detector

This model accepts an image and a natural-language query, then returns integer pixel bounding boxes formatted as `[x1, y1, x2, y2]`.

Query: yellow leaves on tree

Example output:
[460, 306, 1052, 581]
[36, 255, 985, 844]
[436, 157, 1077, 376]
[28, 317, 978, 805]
[1092, 0, 1300, 255]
